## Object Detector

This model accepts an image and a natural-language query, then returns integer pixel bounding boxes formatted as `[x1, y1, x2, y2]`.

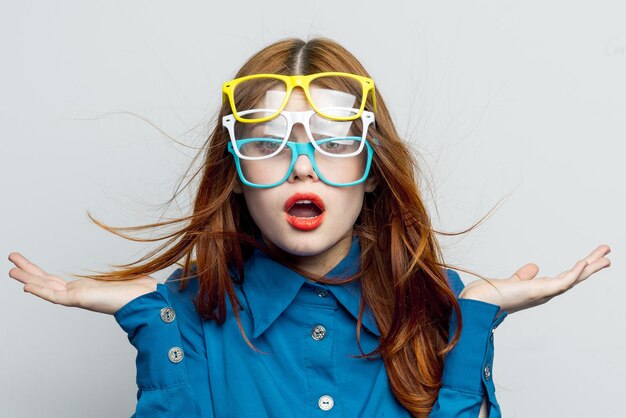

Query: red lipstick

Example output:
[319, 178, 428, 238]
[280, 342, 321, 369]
[284, 192, 326, 231]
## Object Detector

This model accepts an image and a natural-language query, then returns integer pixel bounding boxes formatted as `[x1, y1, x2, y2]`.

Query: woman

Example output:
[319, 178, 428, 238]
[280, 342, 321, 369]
[8, 37, 611, 417]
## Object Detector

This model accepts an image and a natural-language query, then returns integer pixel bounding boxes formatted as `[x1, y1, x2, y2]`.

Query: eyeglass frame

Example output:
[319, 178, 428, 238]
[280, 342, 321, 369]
[221, 72, 377, 123]
[224, 109, 377, 188]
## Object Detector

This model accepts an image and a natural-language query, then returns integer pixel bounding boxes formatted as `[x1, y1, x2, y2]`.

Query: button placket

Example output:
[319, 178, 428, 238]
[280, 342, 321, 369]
[296, 287, 336, 412]
[483, 319, 502, 387]
[160, 306, 184, 365]
[484, 329, 494, 382]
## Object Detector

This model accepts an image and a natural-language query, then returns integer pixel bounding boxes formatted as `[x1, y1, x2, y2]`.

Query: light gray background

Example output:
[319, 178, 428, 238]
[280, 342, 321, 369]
[1, 1, 624, 417]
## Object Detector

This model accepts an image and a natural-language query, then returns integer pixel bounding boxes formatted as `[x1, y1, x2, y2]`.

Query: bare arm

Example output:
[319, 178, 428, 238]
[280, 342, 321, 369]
[8, 252, 157, 314]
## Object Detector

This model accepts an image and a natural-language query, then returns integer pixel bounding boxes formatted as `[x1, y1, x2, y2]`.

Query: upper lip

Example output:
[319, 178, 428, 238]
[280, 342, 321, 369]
[284, 192, 326, 212]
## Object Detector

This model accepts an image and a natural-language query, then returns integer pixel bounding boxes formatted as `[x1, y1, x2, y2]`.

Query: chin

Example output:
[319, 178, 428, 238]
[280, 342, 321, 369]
[273, 235, 331, 257]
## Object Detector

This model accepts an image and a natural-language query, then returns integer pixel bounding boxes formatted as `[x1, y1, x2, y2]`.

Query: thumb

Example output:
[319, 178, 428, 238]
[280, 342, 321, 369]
[512, 263, 539, 281]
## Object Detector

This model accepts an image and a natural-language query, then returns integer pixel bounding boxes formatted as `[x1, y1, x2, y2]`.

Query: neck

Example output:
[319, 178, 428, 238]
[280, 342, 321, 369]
[262, 231, 354, 277]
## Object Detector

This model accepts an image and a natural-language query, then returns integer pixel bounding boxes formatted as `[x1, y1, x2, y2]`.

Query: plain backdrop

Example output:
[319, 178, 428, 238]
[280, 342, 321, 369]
[1, 1, 624, 417]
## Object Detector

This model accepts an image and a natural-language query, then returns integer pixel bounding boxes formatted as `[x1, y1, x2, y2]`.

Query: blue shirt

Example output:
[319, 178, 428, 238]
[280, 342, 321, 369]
[114, 236, 507, 417]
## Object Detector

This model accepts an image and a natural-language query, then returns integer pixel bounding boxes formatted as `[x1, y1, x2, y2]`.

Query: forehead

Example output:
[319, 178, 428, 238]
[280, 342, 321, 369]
[269, 89, 310, 111]
[260, 87, 357, 112]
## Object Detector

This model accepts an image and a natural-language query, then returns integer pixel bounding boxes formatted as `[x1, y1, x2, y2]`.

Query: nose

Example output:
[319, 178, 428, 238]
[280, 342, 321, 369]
[287, 125, 319, 184]
[288, 122, 308, 143]
[288, 153, 319, 184]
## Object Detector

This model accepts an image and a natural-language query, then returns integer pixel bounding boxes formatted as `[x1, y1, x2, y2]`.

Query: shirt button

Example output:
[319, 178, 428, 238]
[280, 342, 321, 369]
[314, 287, 328, 297]
[318, 395, 334, 411]
[160, 307, 176, 323]
[168, 347, 184, 363]
[311, 324, 327, 341]
[484, 364, 491, 380]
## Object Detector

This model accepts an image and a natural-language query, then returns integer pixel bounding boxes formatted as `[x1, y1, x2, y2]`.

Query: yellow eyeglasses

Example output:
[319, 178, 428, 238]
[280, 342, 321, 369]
[222, 72, 377, 123]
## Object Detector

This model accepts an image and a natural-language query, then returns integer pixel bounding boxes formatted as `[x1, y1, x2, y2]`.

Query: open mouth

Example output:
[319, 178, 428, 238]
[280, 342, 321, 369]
[284, 193, 326, 231]
[287, 200, 323, 218]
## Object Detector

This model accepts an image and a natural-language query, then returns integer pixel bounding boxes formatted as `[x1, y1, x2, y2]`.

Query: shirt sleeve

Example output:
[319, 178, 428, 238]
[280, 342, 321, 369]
[114, 277, 201, 418]
[429, 269, 508, 418]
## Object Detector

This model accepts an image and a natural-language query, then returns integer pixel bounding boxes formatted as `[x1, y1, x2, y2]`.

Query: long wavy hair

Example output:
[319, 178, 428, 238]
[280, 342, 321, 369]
[75, 37, 499, 417]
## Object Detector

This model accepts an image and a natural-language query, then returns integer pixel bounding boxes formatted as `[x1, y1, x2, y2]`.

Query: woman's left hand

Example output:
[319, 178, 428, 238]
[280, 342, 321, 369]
[459, 244, 611, 315]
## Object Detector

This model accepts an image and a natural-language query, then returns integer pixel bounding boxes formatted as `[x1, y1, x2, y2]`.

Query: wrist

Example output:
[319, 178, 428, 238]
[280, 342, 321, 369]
[458, 291, 505, 316]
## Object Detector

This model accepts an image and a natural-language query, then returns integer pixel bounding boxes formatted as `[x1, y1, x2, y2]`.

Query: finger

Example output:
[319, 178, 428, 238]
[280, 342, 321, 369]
[576, 255, 611, 283]
[583, 243, 611, 265]
[556, 245, 611, 284]
[9, 268, 67, 291]
[551, 259, 589, 295]
[7, 252, 67, 286]
[8, 252, 48, 276]
[578, 245, 611, 268]
[585, 244, 611, 262]
[511, 263, 539, 281]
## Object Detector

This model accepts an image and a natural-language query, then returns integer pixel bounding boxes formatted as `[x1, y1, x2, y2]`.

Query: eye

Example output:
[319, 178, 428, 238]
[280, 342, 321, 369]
[258, 141, 280, 150]
[316, 138, 362, 155]
[252, 139, 287, 156]
[319, 140, 348, 154]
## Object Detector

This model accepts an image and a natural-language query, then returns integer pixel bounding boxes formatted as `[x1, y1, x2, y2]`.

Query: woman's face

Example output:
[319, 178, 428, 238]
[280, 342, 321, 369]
[232, 89, 377, 275]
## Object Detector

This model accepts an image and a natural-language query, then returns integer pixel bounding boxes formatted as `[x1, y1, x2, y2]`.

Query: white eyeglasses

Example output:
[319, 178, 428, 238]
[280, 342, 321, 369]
[222, 107, 375, 160]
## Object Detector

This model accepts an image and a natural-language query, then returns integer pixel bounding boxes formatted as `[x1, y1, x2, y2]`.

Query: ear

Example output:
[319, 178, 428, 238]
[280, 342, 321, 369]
[364, 174, 378, 193]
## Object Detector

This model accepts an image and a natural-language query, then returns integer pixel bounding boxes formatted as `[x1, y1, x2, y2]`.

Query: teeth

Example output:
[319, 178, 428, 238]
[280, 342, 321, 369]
[295, 200, 312, 204]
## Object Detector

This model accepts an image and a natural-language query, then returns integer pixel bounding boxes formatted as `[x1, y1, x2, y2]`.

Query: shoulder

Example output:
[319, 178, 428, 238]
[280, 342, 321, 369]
[161, 266, 200, 309]
[445, 268, 465, 298]
[164, 266, 198, 287]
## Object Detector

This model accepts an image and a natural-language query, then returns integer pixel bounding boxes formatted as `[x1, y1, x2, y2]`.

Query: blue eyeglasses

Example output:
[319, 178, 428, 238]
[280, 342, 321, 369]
[223, 108, 377, 188]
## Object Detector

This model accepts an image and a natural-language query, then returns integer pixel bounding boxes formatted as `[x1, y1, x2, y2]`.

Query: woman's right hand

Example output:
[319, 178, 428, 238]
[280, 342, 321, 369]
[7, 252, 158, 315]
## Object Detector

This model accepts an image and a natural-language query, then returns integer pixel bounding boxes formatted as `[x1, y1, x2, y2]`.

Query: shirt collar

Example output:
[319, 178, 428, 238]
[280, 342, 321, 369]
[238, 235, 381, 339]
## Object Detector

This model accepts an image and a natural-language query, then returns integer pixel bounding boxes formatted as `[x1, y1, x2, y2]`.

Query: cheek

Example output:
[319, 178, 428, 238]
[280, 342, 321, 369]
[241, 190, 279, 229]
[314, 153, 368, 184]
[240, 154, 291, 186]
[330, 188, 366, 222]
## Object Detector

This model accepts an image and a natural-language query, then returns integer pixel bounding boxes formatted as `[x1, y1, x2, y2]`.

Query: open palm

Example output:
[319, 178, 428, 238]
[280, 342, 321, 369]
[459, 245, 611, 315]
[7, 252, 157, 315]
